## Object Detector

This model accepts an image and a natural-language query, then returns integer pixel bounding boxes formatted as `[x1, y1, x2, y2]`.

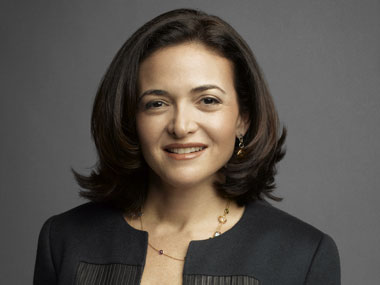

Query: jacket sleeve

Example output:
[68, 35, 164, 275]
[33, 216, 57, 285]
[305, 233, 341, 285]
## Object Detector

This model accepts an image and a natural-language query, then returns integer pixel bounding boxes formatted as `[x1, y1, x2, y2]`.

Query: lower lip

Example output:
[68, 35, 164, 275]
[164, 148, 206, 160]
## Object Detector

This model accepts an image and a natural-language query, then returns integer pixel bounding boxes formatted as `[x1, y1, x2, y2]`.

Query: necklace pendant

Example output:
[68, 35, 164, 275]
[213, 231, 222, 237]
[159, 249, 164, 255]
[218, 215, 227, 224]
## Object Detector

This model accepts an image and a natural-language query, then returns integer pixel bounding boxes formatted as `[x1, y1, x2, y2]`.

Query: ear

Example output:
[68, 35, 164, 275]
[235, 113, 250, 137]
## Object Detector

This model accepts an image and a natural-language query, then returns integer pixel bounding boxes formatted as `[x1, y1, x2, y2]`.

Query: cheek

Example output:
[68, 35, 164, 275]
[136, 114, 167, 160]
[204, 111, 239, 148]
[136, 114, 166, 152]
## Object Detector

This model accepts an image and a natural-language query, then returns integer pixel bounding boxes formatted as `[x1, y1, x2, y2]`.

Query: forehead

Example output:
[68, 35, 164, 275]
[138, 42, 235, 91]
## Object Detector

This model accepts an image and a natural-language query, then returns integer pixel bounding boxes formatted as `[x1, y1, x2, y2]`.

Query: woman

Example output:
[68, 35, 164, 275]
[34, 9, 340, 285]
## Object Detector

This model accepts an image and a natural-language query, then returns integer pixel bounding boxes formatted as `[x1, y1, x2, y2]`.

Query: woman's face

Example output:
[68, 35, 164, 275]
[136, 42, 248, 188]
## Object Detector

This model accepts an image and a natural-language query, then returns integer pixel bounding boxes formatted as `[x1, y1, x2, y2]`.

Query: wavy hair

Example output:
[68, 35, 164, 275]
[72, 8, 287, 214]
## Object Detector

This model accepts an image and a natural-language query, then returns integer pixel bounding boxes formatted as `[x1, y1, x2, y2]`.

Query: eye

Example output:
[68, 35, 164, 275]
[200, 97, 221, 105]
[144, 100, 167, 109]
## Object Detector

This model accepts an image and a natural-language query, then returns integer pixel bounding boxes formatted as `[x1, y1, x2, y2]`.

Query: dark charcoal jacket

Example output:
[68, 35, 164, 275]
[33, 199, 340, 284]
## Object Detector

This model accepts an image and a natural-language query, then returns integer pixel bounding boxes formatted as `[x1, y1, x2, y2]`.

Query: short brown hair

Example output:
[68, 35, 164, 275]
[72, 8, 287, 214]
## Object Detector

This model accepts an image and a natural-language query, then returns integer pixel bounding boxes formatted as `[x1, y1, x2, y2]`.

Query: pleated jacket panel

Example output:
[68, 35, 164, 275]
[75, 262, 260, 285]
[75, 262, 142, 285]
[183, 274, 260, 285]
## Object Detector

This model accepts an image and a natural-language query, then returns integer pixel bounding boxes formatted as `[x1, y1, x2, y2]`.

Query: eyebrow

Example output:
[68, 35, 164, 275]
[190, 84, 226, 94]
[139, 84, 226, 99]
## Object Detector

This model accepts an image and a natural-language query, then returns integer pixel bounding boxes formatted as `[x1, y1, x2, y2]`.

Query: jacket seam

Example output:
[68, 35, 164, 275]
[47, 215, 58, 280]
[303, 233, 324, 284]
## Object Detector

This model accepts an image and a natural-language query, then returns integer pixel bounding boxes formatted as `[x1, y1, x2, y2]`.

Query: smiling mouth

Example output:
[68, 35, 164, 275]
[165, 147, 206, 154]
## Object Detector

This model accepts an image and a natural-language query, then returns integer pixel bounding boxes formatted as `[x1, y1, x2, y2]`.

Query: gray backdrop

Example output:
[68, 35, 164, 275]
[1, 0, 379, 284]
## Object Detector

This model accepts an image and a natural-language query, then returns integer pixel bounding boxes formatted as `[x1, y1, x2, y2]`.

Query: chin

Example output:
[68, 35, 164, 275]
[154, 171, 217, 190]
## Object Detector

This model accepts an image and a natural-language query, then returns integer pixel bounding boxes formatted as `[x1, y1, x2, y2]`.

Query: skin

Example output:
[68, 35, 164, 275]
[127, 42, 249, 284]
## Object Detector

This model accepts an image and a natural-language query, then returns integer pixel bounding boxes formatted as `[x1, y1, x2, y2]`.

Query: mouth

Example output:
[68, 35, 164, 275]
[163, 143, 208, 160]
[165, 146, 206, 154]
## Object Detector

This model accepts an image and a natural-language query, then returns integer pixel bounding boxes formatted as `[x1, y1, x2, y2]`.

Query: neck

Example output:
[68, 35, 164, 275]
[141, 176, 229, 233]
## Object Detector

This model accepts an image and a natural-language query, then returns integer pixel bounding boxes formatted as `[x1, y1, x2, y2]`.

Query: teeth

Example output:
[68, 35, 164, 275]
[168, 147, 205, 154]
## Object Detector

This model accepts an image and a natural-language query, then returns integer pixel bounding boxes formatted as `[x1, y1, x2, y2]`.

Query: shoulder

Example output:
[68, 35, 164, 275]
[38, 202, 124, 248]
[35, 202, 146, 283]
[241, 199, 340, 283]
[245, 199, 340, 253]
[46, 201, 117, 225]
[50, 201, 118, 223]
[245, 199, 328, 242]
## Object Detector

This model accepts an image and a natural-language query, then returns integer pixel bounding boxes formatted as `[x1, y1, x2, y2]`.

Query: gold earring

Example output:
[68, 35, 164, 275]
[236, 135, 245, 158]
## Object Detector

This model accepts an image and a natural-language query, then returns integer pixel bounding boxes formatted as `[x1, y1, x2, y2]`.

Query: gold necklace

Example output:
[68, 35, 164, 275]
[139, 200, 231, 262]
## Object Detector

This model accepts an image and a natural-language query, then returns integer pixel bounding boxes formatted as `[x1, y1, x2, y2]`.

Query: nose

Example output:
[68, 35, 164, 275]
[167, 104, 198, 138]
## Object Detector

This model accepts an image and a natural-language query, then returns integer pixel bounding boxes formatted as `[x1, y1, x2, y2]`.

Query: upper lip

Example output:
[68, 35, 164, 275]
[163, 143, 208, 149]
